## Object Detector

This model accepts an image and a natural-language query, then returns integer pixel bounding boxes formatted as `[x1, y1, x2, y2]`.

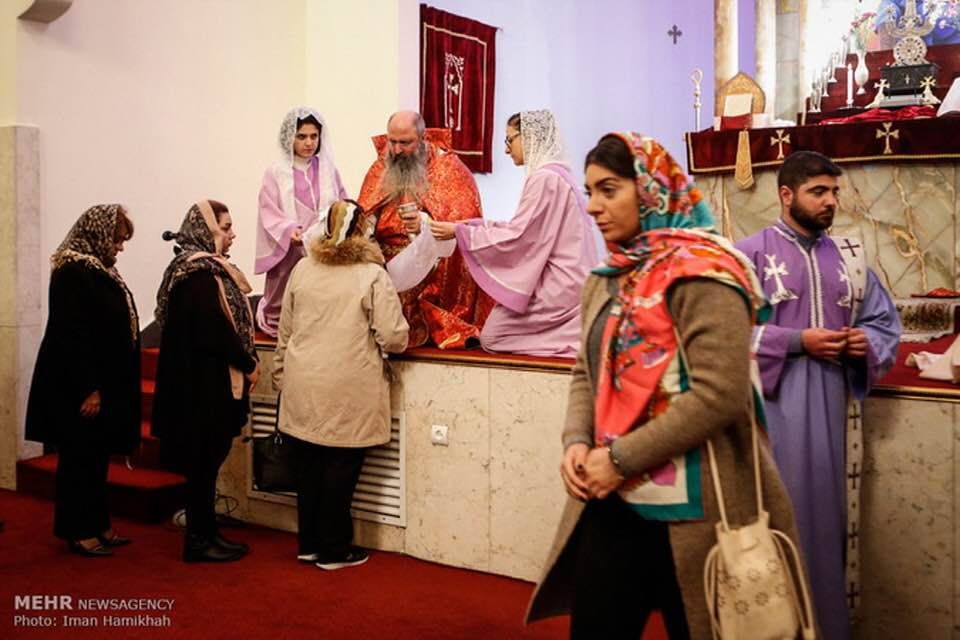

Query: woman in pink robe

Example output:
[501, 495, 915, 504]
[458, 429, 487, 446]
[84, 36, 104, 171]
[430, 110, 600, 357]
[255, 107, 348, 337]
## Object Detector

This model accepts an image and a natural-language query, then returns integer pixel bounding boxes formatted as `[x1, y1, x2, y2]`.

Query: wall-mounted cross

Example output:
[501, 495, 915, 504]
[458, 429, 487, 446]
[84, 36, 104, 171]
[876, 121, 900, 155]
[770, 129, 791, 160]
[668, 25, 682, 44]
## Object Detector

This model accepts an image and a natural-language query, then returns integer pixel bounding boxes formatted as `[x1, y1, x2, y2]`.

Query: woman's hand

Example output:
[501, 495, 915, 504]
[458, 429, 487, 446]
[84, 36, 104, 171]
[290, 228, 303, 246]
[560, 443, 590, 501]
[79, 390, 101, 419]
[583, 447, 625, 499]
[246, 361, 261, 388]
[429, 220, 457, 241]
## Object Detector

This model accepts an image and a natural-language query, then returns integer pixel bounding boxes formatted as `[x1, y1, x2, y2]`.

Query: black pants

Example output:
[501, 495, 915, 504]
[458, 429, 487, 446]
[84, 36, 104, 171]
[570, 496, 691, 640]
[54, 430, 111, 541]
[183, 435, 233, 539]
[290, 435, 366, 561]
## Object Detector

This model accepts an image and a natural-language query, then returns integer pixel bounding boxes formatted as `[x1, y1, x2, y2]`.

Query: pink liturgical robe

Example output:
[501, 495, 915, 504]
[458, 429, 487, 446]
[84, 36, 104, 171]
[454, 162, 600, 357]
[254, 156, 347, 337]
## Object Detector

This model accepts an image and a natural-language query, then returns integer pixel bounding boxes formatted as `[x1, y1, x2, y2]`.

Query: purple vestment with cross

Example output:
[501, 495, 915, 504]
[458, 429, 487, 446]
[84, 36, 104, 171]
[736, 220, 901, 640]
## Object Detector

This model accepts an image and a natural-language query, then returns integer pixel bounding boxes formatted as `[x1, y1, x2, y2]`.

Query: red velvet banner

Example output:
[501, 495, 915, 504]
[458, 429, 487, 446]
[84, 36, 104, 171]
[685, 115, 960, 175]
[420, 4, 497, 173]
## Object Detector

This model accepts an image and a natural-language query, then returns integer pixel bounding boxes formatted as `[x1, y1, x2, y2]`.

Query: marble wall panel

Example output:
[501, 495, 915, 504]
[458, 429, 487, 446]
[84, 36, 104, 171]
[401, 362, 492, 572]
[0, 327, 18, 488]
[14, 127, 40, 328]
[0, 128, 17, 328]
[720, 171, 781, 241]
[488, 369, 570, 581]
[955, 165, 960, 292]
[840, 164, 956, 297]
[700, 161, 959, 298]
[0, 126, 42, 489]
[859, 397, 954, 640]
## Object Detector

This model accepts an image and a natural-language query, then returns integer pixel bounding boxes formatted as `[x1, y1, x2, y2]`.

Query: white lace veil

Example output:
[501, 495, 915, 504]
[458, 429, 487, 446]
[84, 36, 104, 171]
[519, 109, 568, 176]
[276, 106, 339, 210]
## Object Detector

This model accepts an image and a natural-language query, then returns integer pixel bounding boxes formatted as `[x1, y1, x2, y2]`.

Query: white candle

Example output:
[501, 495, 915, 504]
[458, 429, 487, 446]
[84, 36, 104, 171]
[846, 63, 854, 107]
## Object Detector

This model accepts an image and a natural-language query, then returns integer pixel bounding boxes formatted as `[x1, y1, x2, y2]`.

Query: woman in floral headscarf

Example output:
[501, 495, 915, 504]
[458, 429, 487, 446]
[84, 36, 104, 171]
[26, 205, 140, 557]
[429, 109, 599, 357]
[254, 107, 349, 337]
[152, 200, 259, 563]
[526, 134, 810, 639]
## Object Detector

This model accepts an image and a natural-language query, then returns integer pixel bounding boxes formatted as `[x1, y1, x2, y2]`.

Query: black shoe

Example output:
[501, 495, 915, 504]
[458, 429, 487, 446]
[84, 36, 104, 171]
[98, 532, 132, 547]
[211, 532, 249, 554]
[69, 541, 112, 557]
[182, 535, 245, 563]
[315, 548, 369, 571]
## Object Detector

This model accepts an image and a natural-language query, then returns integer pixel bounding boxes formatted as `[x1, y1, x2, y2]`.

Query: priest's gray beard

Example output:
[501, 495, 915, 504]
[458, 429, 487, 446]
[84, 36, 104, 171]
[382, 143, 430, 202]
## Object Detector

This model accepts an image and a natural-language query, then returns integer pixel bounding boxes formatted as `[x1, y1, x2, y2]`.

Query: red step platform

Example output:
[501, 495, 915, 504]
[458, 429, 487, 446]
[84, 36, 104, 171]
[16, 346, 186, 522]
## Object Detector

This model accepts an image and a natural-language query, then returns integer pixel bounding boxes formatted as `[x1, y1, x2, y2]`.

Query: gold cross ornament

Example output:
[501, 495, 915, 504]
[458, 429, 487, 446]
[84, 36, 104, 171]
[876, 122, 900, 155]
[770, 129, 791, 160]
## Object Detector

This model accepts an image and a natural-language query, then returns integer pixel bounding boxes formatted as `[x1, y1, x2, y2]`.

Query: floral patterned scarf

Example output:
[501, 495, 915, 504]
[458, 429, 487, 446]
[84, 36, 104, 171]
[592, 133, 768, 520]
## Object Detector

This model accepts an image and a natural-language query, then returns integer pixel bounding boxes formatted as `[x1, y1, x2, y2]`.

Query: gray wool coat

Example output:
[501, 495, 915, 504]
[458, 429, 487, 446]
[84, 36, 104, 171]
[526, 275, 815, 639]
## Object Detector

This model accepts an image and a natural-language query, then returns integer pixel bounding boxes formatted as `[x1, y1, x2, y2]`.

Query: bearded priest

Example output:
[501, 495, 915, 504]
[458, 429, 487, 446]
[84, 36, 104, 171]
[358, 111, 493, 349]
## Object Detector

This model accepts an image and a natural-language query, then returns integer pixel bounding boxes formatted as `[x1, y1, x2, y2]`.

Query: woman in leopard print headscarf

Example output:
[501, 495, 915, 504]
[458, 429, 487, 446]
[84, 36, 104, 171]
[151, 199, 259, 563]
[26, 204, 142, 556]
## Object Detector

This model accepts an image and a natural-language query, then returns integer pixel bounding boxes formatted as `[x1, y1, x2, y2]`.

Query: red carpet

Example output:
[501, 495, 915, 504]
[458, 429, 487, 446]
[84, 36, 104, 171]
[0, 490, 668, 639]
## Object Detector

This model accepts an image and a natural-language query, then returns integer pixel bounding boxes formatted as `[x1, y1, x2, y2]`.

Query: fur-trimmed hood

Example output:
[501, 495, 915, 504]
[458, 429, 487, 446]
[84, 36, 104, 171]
[309, 235, 385, 266]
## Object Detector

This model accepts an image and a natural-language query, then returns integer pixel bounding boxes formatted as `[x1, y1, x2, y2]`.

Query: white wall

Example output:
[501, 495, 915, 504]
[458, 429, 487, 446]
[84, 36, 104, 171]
[305, 0, 417, 198]
[16, 0, 718, 320]
[17, 0, 307, 322]
[401, 0, 717, 221]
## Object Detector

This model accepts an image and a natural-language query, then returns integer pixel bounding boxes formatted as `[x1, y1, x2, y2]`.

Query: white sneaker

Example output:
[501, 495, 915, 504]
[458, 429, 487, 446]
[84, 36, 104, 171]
[297, 553, 319, 562]
[315, 549, 369, 570]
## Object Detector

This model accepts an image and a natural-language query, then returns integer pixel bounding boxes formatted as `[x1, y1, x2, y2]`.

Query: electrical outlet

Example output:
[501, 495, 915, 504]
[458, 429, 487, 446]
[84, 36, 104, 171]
[430, 424, 449, 446]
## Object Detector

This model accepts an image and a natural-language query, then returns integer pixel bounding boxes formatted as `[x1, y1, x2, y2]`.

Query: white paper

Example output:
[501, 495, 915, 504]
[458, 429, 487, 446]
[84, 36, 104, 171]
[386, 212, 456, 292]
[723, 93, 753, 117]
[938, 78, 960, 117]
[300, 211, 328, 249]
[906, 333, 960, 383]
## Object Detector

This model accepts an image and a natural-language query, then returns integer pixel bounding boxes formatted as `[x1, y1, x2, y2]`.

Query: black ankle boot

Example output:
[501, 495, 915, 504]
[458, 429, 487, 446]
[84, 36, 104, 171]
[182, 534, 245, 563]
[212, 531, 249, 554]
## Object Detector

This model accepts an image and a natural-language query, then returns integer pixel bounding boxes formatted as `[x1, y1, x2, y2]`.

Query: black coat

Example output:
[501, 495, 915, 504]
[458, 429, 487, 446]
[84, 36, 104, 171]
[151, 271, 257, 467]
[25, 262, 142, 453]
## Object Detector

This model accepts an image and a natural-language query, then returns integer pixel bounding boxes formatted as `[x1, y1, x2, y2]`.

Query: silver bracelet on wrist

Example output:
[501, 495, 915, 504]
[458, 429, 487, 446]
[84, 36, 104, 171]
[606, 445, 626, 478]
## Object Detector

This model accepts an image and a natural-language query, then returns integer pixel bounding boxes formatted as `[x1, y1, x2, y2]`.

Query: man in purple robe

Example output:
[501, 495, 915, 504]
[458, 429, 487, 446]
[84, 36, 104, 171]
[735, 151, 901, 640]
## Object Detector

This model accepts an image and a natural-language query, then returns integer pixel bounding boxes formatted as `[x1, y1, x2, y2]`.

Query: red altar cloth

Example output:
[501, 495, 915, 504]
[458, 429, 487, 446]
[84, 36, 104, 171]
[685, 116, 960, 175]
[875, 333, 960, 394]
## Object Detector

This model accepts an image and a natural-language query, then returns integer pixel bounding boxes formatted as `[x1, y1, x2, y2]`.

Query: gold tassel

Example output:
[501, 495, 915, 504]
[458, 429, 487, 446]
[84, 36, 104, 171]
[734, 129, 755, 190]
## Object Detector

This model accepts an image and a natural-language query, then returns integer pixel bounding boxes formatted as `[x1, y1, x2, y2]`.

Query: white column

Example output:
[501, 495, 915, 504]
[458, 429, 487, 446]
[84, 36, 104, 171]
[714, 0, 739, 114]
[0, 126, 43, 488]
[755, 0, 777, 114]
[796, 0, 810, 115]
